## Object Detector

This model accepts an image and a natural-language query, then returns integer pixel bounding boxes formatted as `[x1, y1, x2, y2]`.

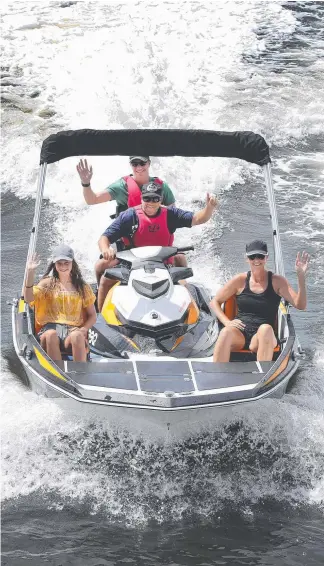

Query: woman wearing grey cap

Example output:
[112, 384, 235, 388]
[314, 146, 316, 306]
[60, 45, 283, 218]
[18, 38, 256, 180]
[24, 244, 96, 362]
[210, 240, 309, 363]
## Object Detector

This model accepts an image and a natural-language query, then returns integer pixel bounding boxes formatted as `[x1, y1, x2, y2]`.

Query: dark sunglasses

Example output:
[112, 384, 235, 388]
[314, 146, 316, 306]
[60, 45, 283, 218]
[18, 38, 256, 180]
[131, 160, 147, 167]
[142, 196, 161, 203]
[248, 254, 266, 260]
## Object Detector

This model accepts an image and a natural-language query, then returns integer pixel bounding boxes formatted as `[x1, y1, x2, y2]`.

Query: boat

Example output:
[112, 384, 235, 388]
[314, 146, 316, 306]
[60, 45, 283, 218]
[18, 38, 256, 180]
[11, 129, 303, 438]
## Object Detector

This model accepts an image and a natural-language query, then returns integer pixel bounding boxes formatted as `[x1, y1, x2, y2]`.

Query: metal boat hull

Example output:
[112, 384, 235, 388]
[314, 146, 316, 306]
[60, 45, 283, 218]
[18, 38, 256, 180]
[17, 341, 299, 440]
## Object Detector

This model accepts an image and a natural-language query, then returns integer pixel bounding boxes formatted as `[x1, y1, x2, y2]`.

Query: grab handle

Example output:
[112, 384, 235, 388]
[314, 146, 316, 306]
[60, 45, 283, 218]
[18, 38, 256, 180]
[177, 246, 194, 253]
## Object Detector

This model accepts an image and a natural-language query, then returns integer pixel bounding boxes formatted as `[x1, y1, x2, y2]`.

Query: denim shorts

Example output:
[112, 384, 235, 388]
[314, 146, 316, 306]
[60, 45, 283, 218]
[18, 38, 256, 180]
[38, 323, 80, 347]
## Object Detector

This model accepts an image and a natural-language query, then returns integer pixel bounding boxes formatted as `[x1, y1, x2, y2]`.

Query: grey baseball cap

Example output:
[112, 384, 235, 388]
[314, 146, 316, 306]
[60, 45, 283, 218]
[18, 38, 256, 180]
[52, 244, 74, 262]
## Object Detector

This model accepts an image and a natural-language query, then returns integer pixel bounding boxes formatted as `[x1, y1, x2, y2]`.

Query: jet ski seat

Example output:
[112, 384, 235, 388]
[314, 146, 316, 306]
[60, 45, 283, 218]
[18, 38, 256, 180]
[222, 295, 280, 362]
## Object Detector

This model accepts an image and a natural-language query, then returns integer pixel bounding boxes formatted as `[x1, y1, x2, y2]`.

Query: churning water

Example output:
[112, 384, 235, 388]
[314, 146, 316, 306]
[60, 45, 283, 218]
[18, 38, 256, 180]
[1, 1, 324, 564]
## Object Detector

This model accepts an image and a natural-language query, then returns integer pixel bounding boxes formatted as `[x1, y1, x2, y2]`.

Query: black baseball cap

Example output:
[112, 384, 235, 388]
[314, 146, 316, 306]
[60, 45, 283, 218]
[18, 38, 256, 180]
[52, 244, 74, 262]
[129, 156, 150, 163]
[246, 240, 268, 256]
[141, 182, 162, 199]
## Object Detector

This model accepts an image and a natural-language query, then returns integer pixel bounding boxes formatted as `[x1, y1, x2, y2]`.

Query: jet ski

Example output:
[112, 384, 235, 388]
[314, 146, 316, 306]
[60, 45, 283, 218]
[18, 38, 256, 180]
[90, 245, 217, 359]
[11, 129, 302, 439]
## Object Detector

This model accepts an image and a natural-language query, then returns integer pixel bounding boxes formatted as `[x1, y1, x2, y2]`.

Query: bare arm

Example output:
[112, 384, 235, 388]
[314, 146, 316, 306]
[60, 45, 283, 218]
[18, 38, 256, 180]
[192, 193, 218, 226]
[23, 254, 41, 303]
[98, 235, 116, 261]
[210, 273, 246, 330]
[82, 304, 97, 331]
[83, 188, 111, 205]
[76, 159, 111, 205]
[275, 251, 310, 310]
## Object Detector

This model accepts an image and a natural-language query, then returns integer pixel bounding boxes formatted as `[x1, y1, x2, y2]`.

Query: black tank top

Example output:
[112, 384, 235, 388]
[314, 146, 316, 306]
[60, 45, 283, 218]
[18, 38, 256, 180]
[236, 271, 281, 329]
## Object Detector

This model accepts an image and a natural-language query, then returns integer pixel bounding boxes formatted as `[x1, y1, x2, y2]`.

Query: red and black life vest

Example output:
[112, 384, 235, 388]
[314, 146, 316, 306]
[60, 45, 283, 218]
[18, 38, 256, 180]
[122, 205, 174, 263]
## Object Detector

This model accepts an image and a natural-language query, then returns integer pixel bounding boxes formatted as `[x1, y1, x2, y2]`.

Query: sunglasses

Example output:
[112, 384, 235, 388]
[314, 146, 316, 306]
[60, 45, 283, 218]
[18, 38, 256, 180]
[131, 160, 147, 167]
[248, 254, 266, 260]
[142, 196, 161, 203]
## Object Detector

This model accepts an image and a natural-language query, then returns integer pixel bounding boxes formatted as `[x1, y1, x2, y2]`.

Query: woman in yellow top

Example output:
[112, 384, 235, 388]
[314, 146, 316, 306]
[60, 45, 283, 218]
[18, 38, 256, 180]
[24, 244, 96, 362]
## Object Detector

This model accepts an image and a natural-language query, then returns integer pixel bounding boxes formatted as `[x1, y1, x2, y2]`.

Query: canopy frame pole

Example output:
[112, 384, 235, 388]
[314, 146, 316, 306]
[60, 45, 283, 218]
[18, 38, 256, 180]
[21, 163, 47, 296]
[262, 163, 285, 278]
[263, 163, 304, 353]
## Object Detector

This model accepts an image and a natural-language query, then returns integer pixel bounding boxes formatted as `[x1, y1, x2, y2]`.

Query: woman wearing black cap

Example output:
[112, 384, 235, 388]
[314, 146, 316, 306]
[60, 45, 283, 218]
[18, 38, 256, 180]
[211, 240, 309, 362]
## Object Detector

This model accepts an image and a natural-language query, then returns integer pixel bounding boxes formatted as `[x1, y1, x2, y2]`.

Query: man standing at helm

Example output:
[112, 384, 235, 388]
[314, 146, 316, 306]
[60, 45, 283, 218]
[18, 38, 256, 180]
[77, 156, 187, 268]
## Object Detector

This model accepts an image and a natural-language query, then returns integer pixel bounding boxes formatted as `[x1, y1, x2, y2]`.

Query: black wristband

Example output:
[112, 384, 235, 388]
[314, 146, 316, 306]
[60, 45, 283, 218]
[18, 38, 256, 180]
[25, 284, 34, 288]
[82, 182, 91, 187]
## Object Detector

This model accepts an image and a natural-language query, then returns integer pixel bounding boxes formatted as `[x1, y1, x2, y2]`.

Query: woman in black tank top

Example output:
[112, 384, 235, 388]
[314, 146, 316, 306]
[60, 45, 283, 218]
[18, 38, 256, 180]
[210, 240, 309, 363]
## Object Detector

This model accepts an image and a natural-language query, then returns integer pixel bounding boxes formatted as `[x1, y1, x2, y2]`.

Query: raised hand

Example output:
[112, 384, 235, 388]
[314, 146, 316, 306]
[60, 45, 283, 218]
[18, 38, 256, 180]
[76, 159, 93, 184]
[295, 251, 310, 276]
[27, 253, 41, 271]
[206, 192, 218, 209]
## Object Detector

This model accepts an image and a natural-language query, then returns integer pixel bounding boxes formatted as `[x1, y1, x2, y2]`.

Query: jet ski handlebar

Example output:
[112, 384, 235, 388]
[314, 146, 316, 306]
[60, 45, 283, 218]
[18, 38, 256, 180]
[105, 245, 195, 282]
[175, 246, 194, 253]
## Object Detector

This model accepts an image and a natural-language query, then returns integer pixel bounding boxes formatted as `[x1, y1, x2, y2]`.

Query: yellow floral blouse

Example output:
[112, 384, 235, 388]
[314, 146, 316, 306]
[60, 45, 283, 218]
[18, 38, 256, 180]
[31, 281, 96, 329]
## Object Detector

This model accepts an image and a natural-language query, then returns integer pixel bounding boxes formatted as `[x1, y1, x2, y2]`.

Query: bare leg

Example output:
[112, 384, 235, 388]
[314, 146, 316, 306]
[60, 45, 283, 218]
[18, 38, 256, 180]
[95, 258, 118, 286]
[213, 326, 245, 362]
[40, 329, 62, 361]
[95, 258, 119, 311]
[249, 324, 277, 362]
[97, 277, 117, 312]
[65, 330, 87, 362]
[174, 253, 188, 267]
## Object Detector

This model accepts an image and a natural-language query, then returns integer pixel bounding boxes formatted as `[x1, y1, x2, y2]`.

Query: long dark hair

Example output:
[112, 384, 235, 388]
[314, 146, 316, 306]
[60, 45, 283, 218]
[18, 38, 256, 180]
[41, 259, 87, 297]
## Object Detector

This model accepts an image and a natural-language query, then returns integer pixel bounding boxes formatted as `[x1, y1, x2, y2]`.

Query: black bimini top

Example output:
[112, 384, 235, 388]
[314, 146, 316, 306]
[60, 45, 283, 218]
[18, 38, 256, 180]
[40, 129, 270, 166]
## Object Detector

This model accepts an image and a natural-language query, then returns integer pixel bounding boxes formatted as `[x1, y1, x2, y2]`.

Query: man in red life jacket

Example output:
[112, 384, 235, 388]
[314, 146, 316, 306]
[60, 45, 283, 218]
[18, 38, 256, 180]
[77, 155, 175, 216]
[77, 156, 187, 271]
[96, 182, 218, 311]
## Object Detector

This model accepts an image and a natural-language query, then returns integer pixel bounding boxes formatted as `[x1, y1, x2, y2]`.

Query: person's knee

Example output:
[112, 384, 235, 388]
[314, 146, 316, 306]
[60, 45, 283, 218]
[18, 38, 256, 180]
[258, 324, 273, 337]
[70, 330, 85, 345]
[258, 324, 274, 344]
[174, 254, 187, 267]
[40, 330, 59, 350]
[95, 258, 119, 277]
[217, 326, 234, 343]
[45, 329, 59, 342]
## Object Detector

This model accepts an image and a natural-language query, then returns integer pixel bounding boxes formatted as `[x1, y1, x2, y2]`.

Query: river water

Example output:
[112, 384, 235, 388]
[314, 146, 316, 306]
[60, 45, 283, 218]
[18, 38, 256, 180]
[1, 1, 324, 564]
